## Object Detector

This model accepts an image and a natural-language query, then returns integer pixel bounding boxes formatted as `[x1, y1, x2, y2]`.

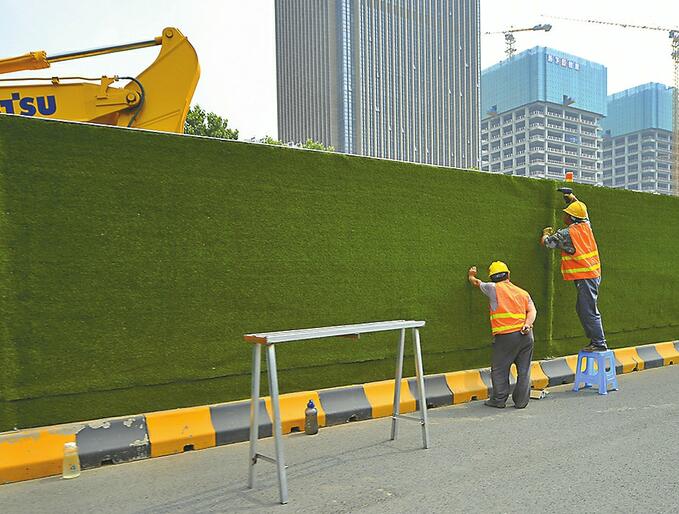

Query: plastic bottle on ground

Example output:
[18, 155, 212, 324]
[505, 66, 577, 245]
[62, 442, 81, 479]
[304, 399, 318, 435]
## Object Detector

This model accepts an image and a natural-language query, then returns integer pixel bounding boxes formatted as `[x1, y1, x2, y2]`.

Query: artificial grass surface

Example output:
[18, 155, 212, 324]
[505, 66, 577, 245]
[1, 114, 678, 430]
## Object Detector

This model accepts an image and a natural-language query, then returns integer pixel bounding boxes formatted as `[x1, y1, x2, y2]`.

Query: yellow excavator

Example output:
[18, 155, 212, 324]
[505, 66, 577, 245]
[0, 27, 199, 133]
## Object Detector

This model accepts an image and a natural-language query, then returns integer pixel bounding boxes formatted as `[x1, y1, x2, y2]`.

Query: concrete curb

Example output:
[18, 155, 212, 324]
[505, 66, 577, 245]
[2, 340, 678, 485]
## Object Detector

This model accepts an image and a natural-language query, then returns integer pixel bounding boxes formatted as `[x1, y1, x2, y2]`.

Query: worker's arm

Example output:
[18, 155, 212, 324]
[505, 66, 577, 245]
[521, 299, 537, 335]
[541, 227, 575, 254]
[557, 187, 577, 205]
[468, 266, 481, 288]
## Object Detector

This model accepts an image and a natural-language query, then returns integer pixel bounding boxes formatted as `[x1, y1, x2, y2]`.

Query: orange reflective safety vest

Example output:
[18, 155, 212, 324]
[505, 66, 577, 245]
[561, 222, 601, 280]
[489, 281, 531, 336]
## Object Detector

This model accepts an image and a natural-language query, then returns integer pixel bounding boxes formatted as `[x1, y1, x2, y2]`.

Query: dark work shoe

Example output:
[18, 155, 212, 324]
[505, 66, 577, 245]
[582, 344, 608, 352]
[514, 403, 528, 409]
[484, 400, 506, 409]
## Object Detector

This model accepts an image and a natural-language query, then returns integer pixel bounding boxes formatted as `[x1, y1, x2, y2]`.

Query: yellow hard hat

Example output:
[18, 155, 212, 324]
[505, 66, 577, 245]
[488, 261, 510, 277]
[563, 200, 588, 219]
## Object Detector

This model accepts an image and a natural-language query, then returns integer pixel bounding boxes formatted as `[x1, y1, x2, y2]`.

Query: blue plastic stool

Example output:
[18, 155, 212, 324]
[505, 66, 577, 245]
[573, 350, 618, 395]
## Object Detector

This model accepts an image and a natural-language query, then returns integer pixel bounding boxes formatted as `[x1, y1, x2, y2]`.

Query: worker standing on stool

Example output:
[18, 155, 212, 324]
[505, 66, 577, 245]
[468, 262, 537, 409]
[541, 188, 608, 353]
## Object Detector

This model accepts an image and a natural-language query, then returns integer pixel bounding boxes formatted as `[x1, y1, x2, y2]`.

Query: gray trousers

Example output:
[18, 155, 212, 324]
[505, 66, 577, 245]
[490, 330, 534, 407]
[574, 277, 607, 347]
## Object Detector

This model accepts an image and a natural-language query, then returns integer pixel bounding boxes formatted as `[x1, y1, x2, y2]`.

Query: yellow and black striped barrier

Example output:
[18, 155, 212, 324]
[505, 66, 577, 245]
[2, 341, 678, 485]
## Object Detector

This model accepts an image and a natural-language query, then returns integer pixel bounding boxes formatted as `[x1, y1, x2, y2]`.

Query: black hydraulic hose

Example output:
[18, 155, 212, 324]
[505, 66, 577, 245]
[0, 75, 104, 82]
[119, 76, 145, 128]
[1, 75, 145, 128]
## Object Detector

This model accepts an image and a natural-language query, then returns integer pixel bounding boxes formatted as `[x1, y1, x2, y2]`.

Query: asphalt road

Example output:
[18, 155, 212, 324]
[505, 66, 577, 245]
[4, 365, 679, 514]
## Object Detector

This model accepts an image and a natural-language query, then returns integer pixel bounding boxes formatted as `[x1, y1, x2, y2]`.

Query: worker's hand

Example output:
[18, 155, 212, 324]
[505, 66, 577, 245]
[468, 266, 477, 278]
[520, 324, 532, 335]
[564, 193, 577, 204]
[542, 227, 554, 237]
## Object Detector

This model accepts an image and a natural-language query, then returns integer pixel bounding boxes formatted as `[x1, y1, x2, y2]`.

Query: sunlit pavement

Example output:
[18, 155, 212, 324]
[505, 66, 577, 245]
[4, 365, 679, 514]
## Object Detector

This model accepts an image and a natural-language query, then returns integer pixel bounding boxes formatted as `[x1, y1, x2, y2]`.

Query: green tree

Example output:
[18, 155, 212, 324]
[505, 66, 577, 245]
[301, 138, 335, 152]
[184, 104, 238, 139]
[259, 136, 335, 152]
[261, 135, 283, 145]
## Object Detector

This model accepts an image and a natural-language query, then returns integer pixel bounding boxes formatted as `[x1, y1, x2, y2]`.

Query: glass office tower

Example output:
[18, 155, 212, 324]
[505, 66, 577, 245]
[601, 82, 674, 195]
[481, 47, 607, 185]
[275, 0, 481, 168]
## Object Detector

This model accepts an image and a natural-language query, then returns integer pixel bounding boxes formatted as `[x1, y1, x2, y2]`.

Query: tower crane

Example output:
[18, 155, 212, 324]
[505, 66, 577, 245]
[547, 15, 679, 196]
[484, 24, 552, 59]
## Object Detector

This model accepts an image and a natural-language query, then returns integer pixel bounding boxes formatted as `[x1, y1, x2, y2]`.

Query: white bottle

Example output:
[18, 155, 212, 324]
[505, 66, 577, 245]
[62, 442, 81, 479]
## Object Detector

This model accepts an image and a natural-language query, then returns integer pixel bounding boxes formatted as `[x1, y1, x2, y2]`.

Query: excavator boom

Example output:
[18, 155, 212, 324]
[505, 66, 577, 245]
[0, 52, 50, 74]
[0, 27, 199, 133]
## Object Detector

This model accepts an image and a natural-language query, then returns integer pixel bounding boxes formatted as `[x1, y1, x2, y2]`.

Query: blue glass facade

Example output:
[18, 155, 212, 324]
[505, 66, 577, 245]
[481, 47, 607, 117]
[602, 82, 673, 136]
[337, 0, 354, 154]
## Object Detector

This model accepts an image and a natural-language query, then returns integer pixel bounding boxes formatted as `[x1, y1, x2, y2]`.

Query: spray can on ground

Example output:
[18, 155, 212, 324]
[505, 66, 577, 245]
[62, 442, 81, 479]
[304, 399, 318, 435]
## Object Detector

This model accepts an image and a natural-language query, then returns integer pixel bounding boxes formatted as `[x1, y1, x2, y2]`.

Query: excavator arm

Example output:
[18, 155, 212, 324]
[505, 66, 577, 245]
[0, 51, 50, 74]
[0, 27, 199, 133]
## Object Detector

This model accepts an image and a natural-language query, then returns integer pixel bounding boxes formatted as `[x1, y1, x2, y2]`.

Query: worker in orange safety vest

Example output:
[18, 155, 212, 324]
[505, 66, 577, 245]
[468, 261, 537, 409]
[541, 188, 607, 352]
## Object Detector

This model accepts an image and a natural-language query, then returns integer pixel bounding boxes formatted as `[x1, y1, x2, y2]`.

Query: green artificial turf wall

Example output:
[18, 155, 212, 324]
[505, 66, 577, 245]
[1, 115, 678, 430]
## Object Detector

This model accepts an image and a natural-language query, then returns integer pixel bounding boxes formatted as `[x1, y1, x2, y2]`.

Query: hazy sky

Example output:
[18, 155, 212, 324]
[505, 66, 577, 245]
[2, 1, 676, 139]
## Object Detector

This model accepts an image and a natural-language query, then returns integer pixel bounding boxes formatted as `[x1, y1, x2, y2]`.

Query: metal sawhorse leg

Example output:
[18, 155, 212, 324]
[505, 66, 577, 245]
[247, 343, 288, 504]
[390, 327, 430, 449]
[245, 320, 429, 505]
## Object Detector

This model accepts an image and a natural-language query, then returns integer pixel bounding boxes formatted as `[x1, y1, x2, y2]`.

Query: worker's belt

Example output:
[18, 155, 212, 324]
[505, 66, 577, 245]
[491, 322, 525, 334]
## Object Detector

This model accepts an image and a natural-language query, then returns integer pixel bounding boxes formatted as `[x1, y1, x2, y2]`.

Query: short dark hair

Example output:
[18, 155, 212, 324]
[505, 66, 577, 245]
[490, 272, 508, 283]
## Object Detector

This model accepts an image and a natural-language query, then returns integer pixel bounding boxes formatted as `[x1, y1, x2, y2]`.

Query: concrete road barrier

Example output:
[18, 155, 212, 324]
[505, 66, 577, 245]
[1, 340, 677, 485]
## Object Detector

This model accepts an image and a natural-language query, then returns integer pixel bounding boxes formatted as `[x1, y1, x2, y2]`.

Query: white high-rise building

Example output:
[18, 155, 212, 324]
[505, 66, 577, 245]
[275, 0, 481, 168]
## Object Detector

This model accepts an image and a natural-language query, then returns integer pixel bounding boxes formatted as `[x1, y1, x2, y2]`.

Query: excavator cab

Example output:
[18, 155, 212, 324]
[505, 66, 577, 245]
[0, 27, 200, 133]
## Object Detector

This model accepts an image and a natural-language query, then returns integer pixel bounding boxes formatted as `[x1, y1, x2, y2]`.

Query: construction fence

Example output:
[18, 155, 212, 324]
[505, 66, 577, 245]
[1, 114, 678, 430]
